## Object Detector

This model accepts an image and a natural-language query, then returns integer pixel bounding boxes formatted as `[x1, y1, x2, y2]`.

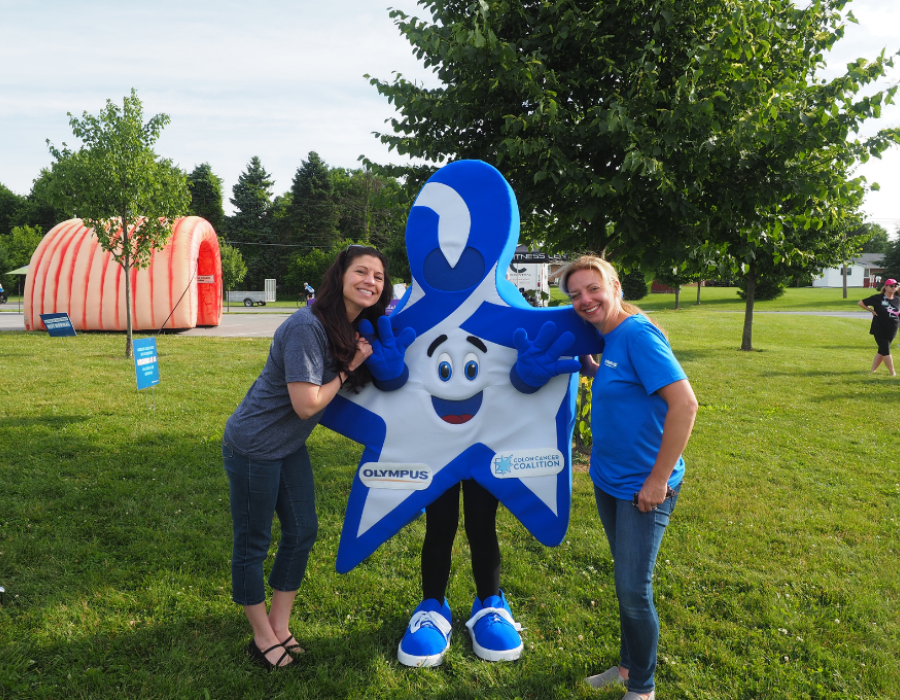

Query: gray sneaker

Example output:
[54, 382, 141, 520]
[585, 666, 626, 688]
[622, 692, 655, 700]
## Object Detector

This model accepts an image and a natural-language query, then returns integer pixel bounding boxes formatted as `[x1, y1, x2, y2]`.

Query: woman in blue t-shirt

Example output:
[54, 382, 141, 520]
[560, 256, 698, 700]
[223, 246, 413, 670]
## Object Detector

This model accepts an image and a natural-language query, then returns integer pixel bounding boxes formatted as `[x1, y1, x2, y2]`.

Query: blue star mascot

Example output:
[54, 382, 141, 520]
[321, 160, 600, 666]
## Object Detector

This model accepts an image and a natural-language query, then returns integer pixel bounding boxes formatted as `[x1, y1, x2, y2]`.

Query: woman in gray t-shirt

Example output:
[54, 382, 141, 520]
[223, 246, 399, 670]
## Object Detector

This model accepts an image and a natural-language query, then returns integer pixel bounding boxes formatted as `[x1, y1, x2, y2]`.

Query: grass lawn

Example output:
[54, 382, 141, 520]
[0, 312, 897, 699]
[549, 285, 877, 314]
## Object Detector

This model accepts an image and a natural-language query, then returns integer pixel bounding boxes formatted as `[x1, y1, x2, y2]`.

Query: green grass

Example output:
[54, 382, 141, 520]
[550, 285, 876, 313]
[1, 313, 898, 699]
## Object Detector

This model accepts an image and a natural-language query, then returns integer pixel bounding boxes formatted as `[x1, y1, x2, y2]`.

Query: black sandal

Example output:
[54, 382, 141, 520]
[280, 635, 306, 657]
[247, 639, 292, 670]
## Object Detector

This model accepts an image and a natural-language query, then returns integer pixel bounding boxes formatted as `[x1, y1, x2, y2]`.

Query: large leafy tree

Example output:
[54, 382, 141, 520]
[228, 156, 275, 290]
[187, 163, 226, 231]
[366, 0, 734, 266]
[369, 0, 899, 350]
[45, 89, 190, 358]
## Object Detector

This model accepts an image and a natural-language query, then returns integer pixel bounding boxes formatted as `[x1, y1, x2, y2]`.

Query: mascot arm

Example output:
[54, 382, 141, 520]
[360, 316, 416, 390]
[510, 321, 581, 393]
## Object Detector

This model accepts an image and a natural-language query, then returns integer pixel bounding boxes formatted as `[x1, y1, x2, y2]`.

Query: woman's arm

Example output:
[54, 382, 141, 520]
[858, 299, 876, 315]
[288, 337, 372, 419]
[635, 379, 699, 512]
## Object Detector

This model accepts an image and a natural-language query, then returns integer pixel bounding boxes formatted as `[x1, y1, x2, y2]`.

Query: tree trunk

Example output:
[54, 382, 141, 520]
[674, 285, 681, 310]
[842, 263, 848, 299]
[696, 281, 701, 305]
[741, 270, 756, 351]
[123, 218, 134, 359]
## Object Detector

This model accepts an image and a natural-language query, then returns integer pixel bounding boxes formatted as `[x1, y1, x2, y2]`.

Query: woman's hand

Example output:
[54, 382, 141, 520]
[349, 334, 373, 372]
[635, 476, 669, 513]
[579, 354, 600, 378]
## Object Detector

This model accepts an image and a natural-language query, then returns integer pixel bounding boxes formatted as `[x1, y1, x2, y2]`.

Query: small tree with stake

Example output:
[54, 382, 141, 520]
[46, 89, 190, 358]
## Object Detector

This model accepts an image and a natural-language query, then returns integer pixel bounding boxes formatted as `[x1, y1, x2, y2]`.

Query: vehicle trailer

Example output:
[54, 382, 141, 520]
[227, 279, 277, 307]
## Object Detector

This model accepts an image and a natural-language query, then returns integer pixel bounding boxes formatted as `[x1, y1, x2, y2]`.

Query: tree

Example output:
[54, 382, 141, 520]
[220, 243, 247, 310]
[879, 232, 900, 283]
[367, 0, 900, 351]
[365, 0, 744, 267]
[45, 89, 190, 358]
[228, 156, 275, 290]
[0, 183, 25, 237]
[11, 170, 71, 233]
[653, 266, 696, 310]
[289, 151, 340, 250]
[620, 270, 649, 302]
[0, 225, 43, 289]
[187, 163, 226, 230]
[852, 223, 890, 255]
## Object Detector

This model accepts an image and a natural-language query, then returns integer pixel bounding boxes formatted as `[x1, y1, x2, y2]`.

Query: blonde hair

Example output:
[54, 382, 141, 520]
[559, 255, 664, 334]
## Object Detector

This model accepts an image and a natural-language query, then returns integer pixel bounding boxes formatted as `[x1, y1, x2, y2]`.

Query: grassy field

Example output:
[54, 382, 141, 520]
[0, 311, 897, 700]
[549, 285, 877, 314]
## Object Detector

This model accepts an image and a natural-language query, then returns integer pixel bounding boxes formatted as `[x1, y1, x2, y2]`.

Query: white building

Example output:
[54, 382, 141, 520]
[812, 254, 885, 288]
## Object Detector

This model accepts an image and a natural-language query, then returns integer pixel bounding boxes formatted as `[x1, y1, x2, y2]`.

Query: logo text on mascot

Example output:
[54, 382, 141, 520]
[360, 463, 433, 490]
[491, 449, 564, 479]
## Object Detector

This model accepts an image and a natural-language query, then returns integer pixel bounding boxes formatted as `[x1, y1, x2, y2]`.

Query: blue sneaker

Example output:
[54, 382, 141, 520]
[466, 590, 523, 661]
[397, 598, 453, 667]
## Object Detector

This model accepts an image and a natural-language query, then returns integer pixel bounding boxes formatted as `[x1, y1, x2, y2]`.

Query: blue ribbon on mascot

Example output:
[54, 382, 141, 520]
[321, 160, 600, 573]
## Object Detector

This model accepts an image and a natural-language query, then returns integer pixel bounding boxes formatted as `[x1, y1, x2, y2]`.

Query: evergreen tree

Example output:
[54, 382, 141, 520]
[187, 163, 225, 230]
[289, 151, 340, 249]
[228, 156, 275, 290]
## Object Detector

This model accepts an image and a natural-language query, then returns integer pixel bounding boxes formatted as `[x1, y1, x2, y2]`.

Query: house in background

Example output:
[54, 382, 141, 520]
[812, 253, 886, 288]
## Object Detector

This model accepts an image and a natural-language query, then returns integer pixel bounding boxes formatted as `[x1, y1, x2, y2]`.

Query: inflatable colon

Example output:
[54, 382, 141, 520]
[24, 216, 222, 332]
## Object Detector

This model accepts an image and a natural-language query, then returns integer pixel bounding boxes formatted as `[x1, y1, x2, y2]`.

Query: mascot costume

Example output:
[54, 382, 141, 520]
[321, 160, 600, 666]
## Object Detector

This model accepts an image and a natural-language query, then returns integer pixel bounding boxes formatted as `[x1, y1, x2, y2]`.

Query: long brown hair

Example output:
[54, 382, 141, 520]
[559, 255, 665, 336]
[312, 245, 392, 392]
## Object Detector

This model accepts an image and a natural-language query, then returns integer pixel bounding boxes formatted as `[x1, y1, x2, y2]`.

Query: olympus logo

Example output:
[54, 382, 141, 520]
[359, 463, 433, 490]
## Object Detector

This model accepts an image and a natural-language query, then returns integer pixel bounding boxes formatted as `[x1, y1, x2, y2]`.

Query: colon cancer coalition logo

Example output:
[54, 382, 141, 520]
[359, 463, 433, 490]
[491, 449, 564, 479]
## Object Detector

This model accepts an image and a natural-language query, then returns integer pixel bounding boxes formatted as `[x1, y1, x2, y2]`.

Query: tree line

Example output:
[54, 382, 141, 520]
[0, 152, 412, 298]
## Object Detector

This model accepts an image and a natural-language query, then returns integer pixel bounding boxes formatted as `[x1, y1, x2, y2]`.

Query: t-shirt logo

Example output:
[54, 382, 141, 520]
[604, 359, 618, 368]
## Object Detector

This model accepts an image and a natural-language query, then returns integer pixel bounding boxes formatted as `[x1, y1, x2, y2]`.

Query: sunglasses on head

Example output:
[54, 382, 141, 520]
[344, 244, 376, 253]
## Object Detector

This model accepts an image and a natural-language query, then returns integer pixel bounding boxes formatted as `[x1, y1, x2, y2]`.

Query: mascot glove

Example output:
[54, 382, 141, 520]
[359, 316, 417, 387]
[510, 321, 580, 394]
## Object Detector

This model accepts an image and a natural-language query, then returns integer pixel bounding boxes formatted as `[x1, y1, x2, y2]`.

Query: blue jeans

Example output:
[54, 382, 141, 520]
[594, 486, 678, 694]
[223, 440, 318, 606]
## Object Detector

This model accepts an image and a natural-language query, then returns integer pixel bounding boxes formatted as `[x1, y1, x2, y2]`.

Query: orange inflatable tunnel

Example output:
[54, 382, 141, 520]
[24, 216, 223, 332]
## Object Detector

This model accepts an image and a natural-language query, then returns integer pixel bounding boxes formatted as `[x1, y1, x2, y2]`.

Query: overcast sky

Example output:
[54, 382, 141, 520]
[1, 0, 899, 230]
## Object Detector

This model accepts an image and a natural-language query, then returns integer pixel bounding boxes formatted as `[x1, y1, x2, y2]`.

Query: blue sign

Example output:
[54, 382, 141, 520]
[39, 312, 76, 337]
[133, 338, 160, 390]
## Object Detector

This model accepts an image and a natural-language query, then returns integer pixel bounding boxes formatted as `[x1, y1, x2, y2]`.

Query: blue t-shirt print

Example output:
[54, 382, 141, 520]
[589, 314, 688, 500]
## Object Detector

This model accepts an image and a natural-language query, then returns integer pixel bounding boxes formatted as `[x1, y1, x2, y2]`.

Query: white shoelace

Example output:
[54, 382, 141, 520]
[408, 610, 452, 638]
[465, 606, 523, 633]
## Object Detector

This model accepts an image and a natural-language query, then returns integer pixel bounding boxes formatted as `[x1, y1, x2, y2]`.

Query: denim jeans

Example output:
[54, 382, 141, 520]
[594, 485, 679, 694]
[223, 439, 318, 606]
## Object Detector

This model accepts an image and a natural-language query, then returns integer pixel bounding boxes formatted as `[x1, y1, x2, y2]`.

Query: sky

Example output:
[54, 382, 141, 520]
[1, 0, 899, 231]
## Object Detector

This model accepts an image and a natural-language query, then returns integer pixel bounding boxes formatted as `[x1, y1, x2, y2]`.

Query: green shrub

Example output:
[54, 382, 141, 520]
[621, 270, 649, 300]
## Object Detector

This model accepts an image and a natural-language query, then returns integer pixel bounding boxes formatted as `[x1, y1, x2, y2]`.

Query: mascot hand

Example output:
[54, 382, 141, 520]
[511, 321, 581, 391]
[360, 316, 417, 383]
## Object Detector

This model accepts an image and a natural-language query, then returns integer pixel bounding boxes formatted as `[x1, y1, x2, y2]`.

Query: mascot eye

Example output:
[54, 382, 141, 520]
[464, 352, 479, 381]
[437, 353, 453, 382]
